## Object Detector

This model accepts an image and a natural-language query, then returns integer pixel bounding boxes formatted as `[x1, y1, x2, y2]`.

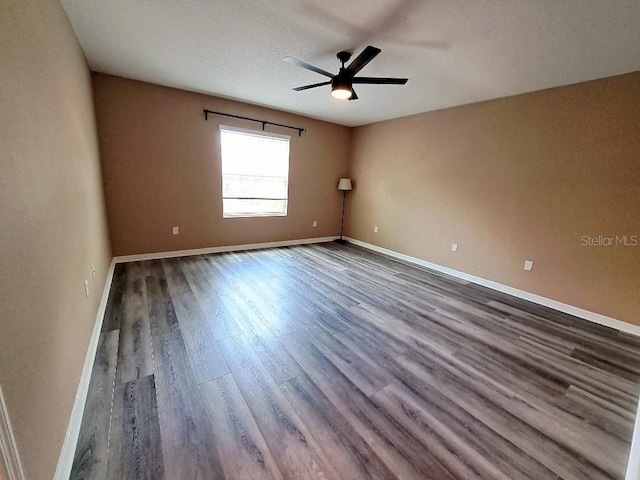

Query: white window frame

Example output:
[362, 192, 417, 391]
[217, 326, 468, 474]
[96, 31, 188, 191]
[219, 125, 290, 218]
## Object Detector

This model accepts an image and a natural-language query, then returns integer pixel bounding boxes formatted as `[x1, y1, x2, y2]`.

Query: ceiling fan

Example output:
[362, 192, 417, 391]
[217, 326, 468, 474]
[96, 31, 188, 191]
[283, 45, 408, 101]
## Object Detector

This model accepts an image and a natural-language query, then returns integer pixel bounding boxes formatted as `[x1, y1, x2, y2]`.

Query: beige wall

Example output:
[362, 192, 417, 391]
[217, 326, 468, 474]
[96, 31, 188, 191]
[349, 72, 640, 325]
[93, 74, 351, 256]
[0, 1, 112, 479]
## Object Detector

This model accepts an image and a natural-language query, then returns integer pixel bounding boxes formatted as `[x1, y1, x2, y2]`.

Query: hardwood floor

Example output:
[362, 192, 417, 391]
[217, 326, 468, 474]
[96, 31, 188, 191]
[70, 242, 640, 479]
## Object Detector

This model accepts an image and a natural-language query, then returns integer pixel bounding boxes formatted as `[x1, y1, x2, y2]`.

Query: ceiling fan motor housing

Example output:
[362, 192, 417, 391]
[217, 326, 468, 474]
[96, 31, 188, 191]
[332, 69, 353, 90]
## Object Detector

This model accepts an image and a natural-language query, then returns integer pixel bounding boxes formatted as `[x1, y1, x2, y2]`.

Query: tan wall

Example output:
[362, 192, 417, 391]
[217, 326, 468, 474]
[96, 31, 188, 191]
[93, 74, 351, 256]
[0, 1, 112, 479]
[349, 72, 640, 326]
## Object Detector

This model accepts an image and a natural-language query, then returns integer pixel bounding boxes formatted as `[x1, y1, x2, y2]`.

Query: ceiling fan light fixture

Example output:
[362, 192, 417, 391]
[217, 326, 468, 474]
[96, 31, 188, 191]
[331, 85, 352, 100]
[331, 73, 353, 100]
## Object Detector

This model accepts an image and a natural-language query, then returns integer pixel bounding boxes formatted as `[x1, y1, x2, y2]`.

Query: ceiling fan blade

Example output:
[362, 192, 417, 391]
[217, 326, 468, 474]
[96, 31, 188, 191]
[293, 81, 331, 91]
[349, 88, 359, 101]
[346, 46, 381, 75]
[283, 56, 334, 78]
[352, 77, 408, 85]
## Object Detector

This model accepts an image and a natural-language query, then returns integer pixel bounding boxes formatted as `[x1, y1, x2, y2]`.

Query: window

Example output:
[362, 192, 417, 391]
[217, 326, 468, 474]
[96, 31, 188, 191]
[219, 126, 290, 218]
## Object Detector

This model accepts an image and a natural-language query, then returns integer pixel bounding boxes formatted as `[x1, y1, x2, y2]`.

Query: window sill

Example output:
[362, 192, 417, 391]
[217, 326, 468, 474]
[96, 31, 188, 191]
[223, 213, 288, 219]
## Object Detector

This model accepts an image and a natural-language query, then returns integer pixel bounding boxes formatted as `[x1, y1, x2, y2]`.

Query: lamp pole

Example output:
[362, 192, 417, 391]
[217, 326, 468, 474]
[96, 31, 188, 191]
[335, 178, 352, 244]
[337, 189, 347, 243]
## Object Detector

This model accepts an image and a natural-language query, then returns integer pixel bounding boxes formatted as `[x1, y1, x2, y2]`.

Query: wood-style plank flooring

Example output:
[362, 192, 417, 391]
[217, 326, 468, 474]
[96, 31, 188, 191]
[70, 242, 640, 479]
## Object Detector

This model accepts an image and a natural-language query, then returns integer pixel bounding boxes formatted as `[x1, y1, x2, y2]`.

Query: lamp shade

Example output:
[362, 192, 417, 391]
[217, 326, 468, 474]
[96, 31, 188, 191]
[337, 178, 352, 191]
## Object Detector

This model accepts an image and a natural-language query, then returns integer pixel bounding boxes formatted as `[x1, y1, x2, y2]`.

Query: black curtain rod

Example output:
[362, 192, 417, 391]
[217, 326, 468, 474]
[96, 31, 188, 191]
[203, 109, 305, 136]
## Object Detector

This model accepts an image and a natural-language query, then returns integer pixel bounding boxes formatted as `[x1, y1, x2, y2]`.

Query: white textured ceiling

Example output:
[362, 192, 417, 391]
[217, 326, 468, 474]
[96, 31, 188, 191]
[61, 0, 640, 127]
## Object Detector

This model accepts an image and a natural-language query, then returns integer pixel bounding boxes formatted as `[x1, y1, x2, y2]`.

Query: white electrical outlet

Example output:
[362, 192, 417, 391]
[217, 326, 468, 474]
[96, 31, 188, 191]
[84, 280, 89, 298]
[91, 264, 96, 279]
[524, 260, 534, 271]
[374, 226, 379, 233]
[451, 243, 458, 252]
[172, 226, 179, 235]
[312, 220, 317, 227]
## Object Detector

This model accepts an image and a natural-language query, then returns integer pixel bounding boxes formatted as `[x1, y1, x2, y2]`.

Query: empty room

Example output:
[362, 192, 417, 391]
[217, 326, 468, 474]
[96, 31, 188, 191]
[1, 0, 640, 479]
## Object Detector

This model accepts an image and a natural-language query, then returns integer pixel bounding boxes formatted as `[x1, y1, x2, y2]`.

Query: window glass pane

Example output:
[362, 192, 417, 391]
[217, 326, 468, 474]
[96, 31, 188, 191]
[223, 175, 287, 199]
[220, 126, 290, 218]
[221, 130, 289, 177]
[223, 199, 288, 217]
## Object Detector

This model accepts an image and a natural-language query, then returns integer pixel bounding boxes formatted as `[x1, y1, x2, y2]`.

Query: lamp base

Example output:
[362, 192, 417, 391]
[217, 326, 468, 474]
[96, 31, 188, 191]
[334, 238, 348, 245]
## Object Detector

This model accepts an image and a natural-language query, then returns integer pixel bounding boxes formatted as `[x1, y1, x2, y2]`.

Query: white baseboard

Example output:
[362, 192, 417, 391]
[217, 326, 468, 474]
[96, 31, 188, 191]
[113, 236, 339, 263]
[345, 237, 640, 337]
[0, 386, 25, 480]
[54, 258, 117, 480]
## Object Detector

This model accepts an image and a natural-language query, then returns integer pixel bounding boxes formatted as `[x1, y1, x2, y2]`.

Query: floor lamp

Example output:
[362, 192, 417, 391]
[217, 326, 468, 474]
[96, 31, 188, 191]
[335, 178, 352, 244]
